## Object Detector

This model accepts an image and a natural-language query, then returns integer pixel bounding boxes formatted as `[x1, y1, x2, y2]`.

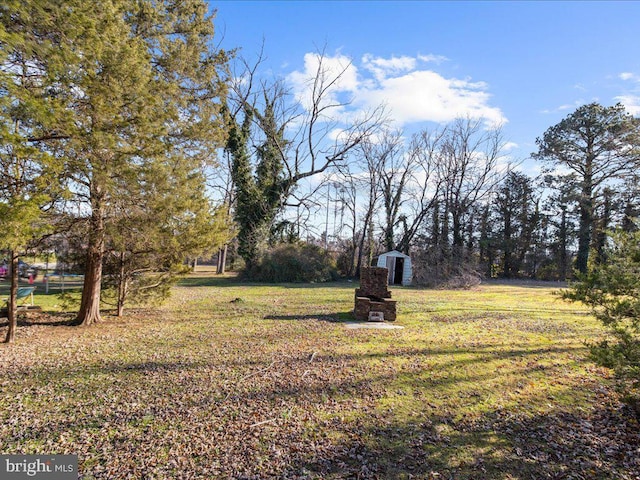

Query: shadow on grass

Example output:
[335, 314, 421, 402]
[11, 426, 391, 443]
[7, 346, 636, 480]
[177, 274, 357, 290]
[301, 404, 637, 479]
[0, 313, 77, 328]
[263, 312, 355, 322]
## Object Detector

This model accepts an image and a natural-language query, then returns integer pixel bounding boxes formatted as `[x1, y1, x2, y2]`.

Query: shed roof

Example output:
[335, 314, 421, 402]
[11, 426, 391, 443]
[379, 250, 410, 258]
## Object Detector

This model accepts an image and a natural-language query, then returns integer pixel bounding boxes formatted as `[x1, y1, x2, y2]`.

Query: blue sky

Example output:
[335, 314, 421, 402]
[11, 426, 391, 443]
[210, 1, 640, 173]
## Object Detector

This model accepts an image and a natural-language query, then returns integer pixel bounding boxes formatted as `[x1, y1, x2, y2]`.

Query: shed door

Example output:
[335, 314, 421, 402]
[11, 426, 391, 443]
[394, 257, 404, 285]
[385, 256, 395, 284]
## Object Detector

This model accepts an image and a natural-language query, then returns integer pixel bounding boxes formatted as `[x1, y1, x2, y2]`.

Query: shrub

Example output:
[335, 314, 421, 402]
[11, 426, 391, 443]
[562, 229, 640, 417]
[246, 242, 339, 283]
[412, 246, 481, 289]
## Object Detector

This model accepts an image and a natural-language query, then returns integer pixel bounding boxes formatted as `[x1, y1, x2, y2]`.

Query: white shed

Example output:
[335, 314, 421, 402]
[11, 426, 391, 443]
[377, 250, 412, 286]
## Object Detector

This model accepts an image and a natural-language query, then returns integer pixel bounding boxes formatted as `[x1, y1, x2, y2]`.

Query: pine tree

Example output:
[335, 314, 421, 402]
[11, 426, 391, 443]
[0, 0, 64, 342]
[493, 171, 538, 278]
[2, 0, 229, 326]
[563, 229, 640, 415]
[103, 158, 232, 316]
[534, 103, 640, 274]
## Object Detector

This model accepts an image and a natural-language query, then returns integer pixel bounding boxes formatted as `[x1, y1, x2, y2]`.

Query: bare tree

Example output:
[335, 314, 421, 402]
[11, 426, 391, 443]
[363, 130, 409, 252]
[351, 143, 384, 276]
[335, 180, 360, 277]
[225, 48, 386, 268]
[436, 118, 509, 261]
[394, 129, 446, 254]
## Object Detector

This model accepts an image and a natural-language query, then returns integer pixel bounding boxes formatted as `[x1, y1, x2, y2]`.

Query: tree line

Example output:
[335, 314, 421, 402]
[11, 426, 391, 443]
[217, 91, 640, 287]
[2, 1, 640, 345]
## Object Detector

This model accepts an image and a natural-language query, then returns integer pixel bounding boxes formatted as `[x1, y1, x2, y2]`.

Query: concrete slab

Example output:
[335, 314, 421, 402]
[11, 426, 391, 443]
[343, 322, 405, 330]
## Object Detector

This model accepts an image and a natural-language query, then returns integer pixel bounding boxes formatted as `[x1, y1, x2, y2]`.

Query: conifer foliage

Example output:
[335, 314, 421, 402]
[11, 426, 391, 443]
[0, 0, 230, 326]
[0, 0, 65, 341]
[563, 229, 640, 415]
[534, 103, 640, 274]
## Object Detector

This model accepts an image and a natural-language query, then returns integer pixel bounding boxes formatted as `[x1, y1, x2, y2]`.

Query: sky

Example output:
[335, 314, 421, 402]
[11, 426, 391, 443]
[209, 0, 640, 175]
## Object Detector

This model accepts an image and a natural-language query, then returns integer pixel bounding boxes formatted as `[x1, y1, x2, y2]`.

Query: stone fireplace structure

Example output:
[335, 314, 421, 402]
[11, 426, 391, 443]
[354, 266, 397, 322]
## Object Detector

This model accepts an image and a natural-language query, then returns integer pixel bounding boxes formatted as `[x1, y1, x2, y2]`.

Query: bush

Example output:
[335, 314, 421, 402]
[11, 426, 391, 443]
[412, 246, 481, 289]
[246, 242, 339, 283]
[562, 229, 640, 417]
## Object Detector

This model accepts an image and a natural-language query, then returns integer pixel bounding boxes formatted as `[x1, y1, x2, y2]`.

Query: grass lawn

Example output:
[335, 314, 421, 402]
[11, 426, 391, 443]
[1, 272, 639, 479]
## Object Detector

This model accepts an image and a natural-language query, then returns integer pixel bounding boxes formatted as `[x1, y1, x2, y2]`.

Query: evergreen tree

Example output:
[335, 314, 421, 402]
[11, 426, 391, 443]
[563, 228, 640, 415]
[477, 202, 496, 278]
[0, 0, 65, 342]
[103, 159, 233, 316]
[493, 171, 538, 278]
[533, 103, 640, 273]
[1, 0, 229, 326]
[541, 175, 578, 280]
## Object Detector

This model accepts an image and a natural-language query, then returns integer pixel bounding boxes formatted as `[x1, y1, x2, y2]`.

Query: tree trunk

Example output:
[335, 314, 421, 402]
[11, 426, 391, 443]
[347, 209, 358, 278]
[356, 212, 373, 279]
[384, 227, 395, 252]
[356, 187, 376, 278]
[451, 208, 464, 266]
[383, 192, 395, 251]
[75, 203, 105, 326]
[503, 211, 513, 278]
[4, 251, 19, 343]
[432, 201, 440, 246]
[594, 190, 612, 262]
[217, 245, 228, 274]
[116, 251, 126, 317]
[557, 205, 568, 281]
[576, 186, 593, 274]
[479, 205, 492, 277]
[622, 199, 637, 233]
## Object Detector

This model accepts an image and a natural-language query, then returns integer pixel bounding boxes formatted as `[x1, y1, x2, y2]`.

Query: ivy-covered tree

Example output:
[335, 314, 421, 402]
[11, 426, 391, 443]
[227, 99, 288, 270]
[226, 52, 385, 272]
[533, 103, 640, 274]
[562, 228, 640, 415]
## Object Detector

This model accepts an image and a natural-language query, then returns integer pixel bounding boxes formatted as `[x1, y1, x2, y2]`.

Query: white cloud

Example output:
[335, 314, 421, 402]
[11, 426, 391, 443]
[328, 127, 350, 143]
[614, 72, 640, 114]
[287, 52, 506, 128]
[619, 72, 638, 81]
[541, 99, 593, 114]
[558, 102, 580, 111]
[614, 95, 640, 115]
[358, 70, 505, 126]
[362, 54, 416, 81]
[418, 54, 448, 64]
[286, 52, 358, 114]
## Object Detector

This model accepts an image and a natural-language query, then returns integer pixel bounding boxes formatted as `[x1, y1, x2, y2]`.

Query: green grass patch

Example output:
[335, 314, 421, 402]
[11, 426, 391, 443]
[1, 274, 637, 479]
